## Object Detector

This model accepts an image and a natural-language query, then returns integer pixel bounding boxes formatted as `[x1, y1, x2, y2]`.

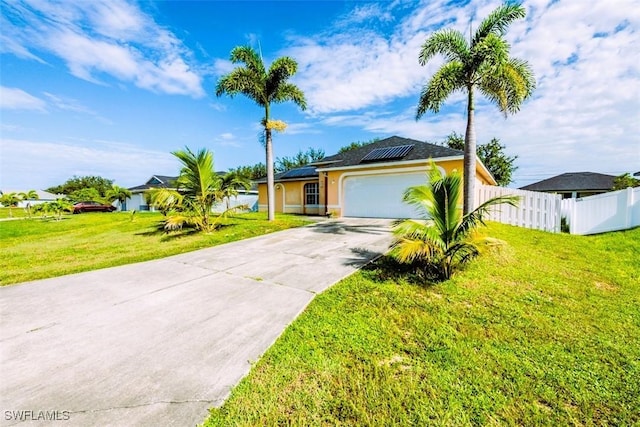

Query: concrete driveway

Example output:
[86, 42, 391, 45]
[0, 218, 392, 426]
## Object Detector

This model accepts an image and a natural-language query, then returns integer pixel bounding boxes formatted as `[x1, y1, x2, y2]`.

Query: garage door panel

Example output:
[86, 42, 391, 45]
[343, 173, 426, 218]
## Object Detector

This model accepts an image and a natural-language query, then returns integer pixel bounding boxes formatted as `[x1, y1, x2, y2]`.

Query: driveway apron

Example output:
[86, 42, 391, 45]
[0, 218, 392, 426]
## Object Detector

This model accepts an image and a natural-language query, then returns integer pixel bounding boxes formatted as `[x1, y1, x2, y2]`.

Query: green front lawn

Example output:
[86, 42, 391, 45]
[204, 223, 640, 426]
[0, 212, 311, 286]
[0, 207, 28, 219]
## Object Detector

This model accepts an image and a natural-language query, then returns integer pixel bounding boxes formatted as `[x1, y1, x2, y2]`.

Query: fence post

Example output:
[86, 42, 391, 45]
[568, 198, 577, 234]
[625, 187, 633, 229]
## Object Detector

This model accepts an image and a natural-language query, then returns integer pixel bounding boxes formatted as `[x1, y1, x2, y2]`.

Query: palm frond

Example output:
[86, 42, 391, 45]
[402, 184, 434, 218]
[266, 56, 298, 93]
[478, 54, 535, 115]
[419, 29, 469, 65]
[416, 61, 466, 117]
[229, 45, 265, 75]
[457, 195, 519, 237]
[472, 3, 526, 47]
[272, 83, 307, 110]
[215, 68, 266, 104]
[147, 188, 183, 211]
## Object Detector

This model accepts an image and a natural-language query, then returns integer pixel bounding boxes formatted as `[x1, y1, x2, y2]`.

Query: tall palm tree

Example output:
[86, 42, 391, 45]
[105, 185, 132, 211]
[19, 190, 39, 218]
[216, 45, 307, 221]
[416, 2, 535, 214]
[391, 162, 518, 281]
[220, 171, 251, 210]
[149, 147, 223, 233]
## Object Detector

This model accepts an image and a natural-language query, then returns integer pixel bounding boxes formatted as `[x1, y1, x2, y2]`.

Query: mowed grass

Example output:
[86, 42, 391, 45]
[204, 223, 640, 426]
[0, 207, 28, 219]
[0, 211, 311, 286]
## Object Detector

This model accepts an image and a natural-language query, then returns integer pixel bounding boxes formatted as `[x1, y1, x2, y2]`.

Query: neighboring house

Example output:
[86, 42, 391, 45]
[257, 135, 496, 218]
[126, 175, 178, 211]
[124, 175, 259, 212]
[0, 189, 62, 207]
[520, 172, 616, 199]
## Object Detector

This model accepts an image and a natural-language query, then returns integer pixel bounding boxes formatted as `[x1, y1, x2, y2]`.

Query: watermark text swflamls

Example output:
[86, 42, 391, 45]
[4, 410, 71, 422]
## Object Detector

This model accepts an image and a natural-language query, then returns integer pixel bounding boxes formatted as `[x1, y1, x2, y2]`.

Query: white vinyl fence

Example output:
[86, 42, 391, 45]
[475, 184, 562, 233]
[561, 187, 640, 235]
[212, 193, 258, 213]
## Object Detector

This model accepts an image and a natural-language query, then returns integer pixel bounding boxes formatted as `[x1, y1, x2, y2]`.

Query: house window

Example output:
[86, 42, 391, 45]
[304, 183, 319, 205]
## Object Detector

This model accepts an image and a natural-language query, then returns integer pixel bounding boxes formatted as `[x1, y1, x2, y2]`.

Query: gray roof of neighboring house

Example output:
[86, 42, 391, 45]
[316, 135, 463, 169]
[634, 171, 640, 177]
[519, 172, 616, 192]
[128, 175, 177, 192]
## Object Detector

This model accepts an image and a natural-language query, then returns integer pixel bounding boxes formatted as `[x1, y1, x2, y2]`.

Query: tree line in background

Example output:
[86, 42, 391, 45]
[229, 147, 325, 180]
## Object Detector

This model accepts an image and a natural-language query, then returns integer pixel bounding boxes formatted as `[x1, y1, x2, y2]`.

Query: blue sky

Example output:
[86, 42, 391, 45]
[1, 0, 639, 191]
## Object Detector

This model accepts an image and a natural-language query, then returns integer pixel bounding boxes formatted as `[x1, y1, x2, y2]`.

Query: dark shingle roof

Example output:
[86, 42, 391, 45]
[256, 166, 318, 183]
[317, 136, 462, 168]
[128, 175, 177, 191]
[519, 172, 616, 192]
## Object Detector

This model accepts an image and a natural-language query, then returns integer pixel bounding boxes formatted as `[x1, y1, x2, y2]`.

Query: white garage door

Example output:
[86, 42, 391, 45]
[343, 172, 426, 218]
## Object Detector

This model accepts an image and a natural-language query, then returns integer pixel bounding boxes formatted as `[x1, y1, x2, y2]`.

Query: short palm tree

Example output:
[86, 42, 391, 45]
[216, 45, 307, 221]
[19, 190, 39, 218]
[105, 185, 132, 211]
[220, 171, 251, 210]
[0, 192, 21, 217]
[390, 163, 518, 281]
[148, 147, 223, 233]
[416, 2, 535, 214]
[47, 199, 73, 221]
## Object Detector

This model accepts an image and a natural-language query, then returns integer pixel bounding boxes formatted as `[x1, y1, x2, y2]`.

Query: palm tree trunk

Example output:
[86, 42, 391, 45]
[265, 126, 275, 221]
[463, 86, 476, 215]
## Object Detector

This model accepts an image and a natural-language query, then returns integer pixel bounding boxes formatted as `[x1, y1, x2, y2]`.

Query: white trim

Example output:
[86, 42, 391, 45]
[317, 156, 461, 172]
[284, 204, 302, 208]
[337, 166, 443, 212]
[327, 204, 341, 209]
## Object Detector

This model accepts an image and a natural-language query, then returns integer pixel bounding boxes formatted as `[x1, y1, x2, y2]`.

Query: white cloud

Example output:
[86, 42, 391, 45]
[0, 86, 47, 111]
[0, 138, 177, 189]
[213, 132, 242, 148]
[284, 0, 639, 186]
[43, 92, 112, 123]
[336, 3, 395, 26]
[2, 0, 204, 97]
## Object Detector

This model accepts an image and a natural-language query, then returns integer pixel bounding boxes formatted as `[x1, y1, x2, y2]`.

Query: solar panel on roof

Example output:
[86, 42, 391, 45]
[361, 144, 414, 162]
[281, 166, 318, 179]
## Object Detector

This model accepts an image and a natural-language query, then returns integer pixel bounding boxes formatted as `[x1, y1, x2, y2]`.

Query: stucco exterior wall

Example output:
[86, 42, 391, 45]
[258, 179, 320, 215]
[322, 158, 483, 217]
[259, 158, 493, 217]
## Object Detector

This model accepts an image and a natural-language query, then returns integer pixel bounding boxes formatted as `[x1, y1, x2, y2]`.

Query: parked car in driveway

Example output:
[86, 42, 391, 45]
[73, 201, 117, 214]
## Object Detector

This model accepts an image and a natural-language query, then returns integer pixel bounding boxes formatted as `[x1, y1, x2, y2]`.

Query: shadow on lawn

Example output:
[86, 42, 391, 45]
[360, 255, 435, 287]
[135, 222, 236, 241]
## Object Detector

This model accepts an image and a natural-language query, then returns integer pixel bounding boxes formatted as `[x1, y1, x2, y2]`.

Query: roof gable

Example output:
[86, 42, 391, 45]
[129, 175, 178, 192]
[520, 172, 616, 192]
[146, 175, 177, 186]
